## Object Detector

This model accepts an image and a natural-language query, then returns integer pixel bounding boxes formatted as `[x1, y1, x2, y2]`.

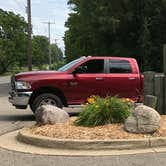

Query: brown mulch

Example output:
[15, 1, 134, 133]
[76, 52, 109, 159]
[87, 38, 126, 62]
[28, 116, 166, 140]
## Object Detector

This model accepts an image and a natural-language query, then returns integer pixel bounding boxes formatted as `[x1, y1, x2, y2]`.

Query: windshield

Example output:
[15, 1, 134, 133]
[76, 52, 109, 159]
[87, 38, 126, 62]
[58, 57, 86, 71]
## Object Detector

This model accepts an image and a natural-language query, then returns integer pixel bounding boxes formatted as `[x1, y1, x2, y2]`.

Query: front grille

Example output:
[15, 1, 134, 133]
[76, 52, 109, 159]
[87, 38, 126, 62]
[11, 76, 15, 90]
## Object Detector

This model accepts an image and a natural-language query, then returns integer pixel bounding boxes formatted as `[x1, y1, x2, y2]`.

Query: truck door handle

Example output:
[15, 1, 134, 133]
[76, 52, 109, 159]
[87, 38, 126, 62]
[69, 81, 78, 86]
[128, 77, 136, 80]
[96, 77, 104, 81]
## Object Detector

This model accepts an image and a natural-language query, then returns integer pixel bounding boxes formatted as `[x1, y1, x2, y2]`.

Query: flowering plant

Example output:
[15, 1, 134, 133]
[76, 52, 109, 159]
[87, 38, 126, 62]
[121, 98, 135, 107]
[75, 96, 132, 127]
[87, 96, 96, 104]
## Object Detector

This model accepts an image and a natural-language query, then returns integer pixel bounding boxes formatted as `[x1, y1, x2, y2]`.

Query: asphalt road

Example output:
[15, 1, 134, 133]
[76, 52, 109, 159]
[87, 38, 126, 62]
[0, 75, 166, 166]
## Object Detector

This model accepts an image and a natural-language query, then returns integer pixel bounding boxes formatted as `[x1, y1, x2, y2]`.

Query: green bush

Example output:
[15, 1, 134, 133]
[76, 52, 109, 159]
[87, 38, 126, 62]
[75, 96, 133, 127]
[51, 61, 66, 70]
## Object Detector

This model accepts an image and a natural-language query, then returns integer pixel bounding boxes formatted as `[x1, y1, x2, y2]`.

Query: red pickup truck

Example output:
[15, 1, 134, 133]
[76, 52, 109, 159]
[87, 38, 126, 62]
[9, 56, 144, 112]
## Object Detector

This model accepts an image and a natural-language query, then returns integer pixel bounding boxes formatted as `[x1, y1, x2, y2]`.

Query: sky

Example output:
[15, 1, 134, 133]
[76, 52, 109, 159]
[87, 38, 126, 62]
[0, 0, 70, 51]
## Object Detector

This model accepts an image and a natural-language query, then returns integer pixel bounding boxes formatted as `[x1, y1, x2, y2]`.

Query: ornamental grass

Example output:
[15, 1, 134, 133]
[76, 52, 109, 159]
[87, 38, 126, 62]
[75, 96, 133, 127]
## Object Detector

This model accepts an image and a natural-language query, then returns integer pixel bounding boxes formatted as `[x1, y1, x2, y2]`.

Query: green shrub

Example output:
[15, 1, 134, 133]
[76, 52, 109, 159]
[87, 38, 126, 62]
[51, 61, 66, 70]
[75, 96, 133, 127]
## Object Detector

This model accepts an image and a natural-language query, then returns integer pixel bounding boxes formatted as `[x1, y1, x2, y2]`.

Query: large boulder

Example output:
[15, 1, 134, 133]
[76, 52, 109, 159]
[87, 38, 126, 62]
[35, 105, 70, 125]
[124, 105, 161, 133]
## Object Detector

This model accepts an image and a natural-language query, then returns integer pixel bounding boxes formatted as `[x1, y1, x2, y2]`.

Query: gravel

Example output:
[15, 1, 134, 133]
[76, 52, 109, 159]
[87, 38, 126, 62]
[27, 116, 166, 140]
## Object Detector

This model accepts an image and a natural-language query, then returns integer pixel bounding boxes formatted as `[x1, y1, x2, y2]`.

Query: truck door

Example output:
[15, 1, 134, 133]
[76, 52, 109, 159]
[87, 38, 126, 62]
[104, 59, 140, 100]
[67, 59, 107, 104]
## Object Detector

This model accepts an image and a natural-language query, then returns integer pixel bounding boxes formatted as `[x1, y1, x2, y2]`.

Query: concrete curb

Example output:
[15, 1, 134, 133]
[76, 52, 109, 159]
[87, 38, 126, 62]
[150, 137, 166, 147]
[0, 130, 159, 156]
[17, 128, 166, 150]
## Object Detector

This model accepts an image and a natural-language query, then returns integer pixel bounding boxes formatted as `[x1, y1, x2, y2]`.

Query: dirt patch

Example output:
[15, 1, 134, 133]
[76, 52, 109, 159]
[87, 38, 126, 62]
[28, 116, 166, 140]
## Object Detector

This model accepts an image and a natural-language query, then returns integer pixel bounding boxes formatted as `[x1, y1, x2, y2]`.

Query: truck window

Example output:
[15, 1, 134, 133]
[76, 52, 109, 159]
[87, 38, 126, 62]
[77, 59, 104, 73]
[109, 60, 132, 73]
[58, 57, 86, 71]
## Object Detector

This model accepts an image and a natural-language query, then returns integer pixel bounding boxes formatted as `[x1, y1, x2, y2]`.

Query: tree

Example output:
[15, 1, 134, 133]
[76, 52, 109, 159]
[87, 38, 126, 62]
[32, 35, 49, 68]
[0, 9, 27, 74]
[32, 35, 64, 69]
[64, 0, 129, 62]
[130, 0, 163, 71]
[65, 0, 165, 72]
[51, 43, 63, 63]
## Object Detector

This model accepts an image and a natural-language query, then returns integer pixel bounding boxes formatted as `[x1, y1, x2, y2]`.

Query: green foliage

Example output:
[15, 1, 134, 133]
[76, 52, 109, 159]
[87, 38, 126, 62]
[0, 9, 27, 74]
[32, 35, 49, 68]
[51, 43, 64, 63]
[65, 0, 166, 72]
[51, 61, 66, 70]
[32, 35, 64, 70]
[75, 96, 132, 127]
[0, 9, 64, 74]
[130, 0, 164, 71]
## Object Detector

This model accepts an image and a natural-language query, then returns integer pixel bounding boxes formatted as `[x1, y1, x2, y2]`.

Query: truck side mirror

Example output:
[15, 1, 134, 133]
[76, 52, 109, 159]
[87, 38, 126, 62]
[72, 70, 77, 77]
[72, 66, 87, 76]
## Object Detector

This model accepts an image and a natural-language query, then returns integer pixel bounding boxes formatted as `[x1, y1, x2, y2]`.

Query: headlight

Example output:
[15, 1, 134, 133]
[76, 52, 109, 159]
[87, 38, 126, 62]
[15, 81, 31, 90]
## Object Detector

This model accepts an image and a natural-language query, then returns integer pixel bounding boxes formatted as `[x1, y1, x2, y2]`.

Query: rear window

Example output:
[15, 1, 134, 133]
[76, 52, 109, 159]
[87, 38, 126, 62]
[109, 60, 132, 73]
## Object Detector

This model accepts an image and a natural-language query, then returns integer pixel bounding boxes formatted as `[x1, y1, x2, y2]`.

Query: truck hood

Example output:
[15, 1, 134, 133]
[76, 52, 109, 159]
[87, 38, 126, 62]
[14, 70, 67, 81]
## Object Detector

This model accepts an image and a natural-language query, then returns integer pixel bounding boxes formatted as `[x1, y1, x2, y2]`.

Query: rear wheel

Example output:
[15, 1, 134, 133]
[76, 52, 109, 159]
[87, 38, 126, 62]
[31, 93, 63, 113]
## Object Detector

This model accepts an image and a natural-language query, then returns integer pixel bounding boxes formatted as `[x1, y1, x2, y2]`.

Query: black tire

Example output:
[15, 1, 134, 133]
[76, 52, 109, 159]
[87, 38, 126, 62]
[31, 93, 63, 113]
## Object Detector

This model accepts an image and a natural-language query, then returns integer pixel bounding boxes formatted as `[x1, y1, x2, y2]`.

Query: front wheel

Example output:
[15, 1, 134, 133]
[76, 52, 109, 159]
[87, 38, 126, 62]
[31, 93, 63, 113]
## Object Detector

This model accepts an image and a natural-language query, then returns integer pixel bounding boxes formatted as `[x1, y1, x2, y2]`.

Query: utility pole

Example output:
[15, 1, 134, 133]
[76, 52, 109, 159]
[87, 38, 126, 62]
[27, 0, 32, 71]
[43, 22, 55, 70]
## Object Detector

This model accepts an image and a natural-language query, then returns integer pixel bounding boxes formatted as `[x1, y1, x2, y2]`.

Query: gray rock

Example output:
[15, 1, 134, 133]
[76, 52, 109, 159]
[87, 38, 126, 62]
[35, 105, 70, 125]
[124, 105, 161, 133]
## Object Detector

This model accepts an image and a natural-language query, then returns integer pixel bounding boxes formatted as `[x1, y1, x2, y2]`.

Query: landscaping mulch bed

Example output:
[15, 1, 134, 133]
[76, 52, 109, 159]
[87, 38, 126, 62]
[28, 116, 166, 140]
